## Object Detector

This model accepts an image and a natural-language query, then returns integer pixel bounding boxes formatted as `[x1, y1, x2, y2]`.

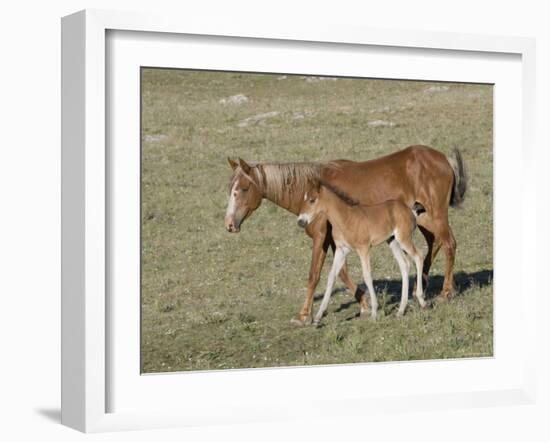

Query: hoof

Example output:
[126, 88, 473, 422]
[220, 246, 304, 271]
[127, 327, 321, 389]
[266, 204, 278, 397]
[359, 309, 370, 319]
[434, 293, 452, 304]
[396, 309, 405, 317]
[290, 315, 312, 327]
[420, 301, 431, 310]
[440, 286, 456, 299]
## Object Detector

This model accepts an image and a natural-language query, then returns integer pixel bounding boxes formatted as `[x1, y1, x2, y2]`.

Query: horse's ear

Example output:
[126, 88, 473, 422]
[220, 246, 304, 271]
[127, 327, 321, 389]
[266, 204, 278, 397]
[238, 158, 252, 175]
[227, 157, 238, 170]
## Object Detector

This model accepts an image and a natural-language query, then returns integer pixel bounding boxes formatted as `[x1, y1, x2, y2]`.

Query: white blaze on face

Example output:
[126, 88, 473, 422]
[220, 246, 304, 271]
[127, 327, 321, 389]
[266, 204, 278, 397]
[226, 181, 238, 218]
[298, 191, 312, 225]
[297, 213, 312, 225]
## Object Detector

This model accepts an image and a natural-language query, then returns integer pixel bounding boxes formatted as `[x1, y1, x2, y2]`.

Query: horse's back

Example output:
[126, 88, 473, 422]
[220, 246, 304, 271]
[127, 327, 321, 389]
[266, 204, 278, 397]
[361, 199, 414, 224]
[332, 145, 447, 171]
[323, 145, 454, 209]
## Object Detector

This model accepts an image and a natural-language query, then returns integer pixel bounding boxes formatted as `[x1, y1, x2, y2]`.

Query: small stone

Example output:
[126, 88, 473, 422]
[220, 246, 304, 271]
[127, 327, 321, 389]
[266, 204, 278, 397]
[219, 94, 249, 105]
[292, 110, 313, 120]
[367, 120, 396, 127]
[369, 106, 391, 114]
[304, 76, 338, 83]
[144, 134, 168, 142]
[237, 111, 280, 127]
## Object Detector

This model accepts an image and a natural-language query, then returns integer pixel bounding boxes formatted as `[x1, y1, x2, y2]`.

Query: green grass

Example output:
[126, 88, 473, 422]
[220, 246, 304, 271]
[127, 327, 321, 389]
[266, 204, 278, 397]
[141, 69, 493, 373]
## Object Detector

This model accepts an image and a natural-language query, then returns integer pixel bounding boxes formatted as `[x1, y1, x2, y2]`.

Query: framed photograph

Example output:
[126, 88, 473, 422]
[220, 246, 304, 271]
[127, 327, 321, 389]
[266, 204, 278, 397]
[61, 9, 537, 433]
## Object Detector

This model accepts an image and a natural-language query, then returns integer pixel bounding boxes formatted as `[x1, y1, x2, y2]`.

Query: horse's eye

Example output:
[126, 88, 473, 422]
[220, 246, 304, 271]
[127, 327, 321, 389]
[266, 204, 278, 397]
[309, 198, 316, 204]
[242, 188, 249, 193]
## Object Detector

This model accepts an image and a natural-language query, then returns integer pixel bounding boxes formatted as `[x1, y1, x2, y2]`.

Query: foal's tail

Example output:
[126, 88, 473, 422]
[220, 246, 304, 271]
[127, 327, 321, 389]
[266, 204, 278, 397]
[447, 148, 467, 208]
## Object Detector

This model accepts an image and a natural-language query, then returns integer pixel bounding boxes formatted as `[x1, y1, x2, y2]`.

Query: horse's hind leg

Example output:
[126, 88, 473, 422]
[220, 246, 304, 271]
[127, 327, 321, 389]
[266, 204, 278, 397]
[439, 224, 457, 299]
[417, 211, 456, 299]
[358, 249, 378, 320]
[396, 234, 427, 309]
[416, 224, 441, 292]
[388, 239, 410, 316]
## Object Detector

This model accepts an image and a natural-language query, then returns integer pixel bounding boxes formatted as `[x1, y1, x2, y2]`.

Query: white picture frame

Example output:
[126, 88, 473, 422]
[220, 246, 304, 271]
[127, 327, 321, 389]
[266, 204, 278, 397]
[61, 9, 537, 433]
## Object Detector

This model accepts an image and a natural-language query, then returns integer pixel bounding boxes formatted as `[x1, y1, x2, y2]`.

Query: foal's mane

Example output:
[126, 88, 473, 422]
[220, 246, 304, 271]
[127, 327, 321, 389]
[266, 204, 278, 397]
[320, 180, 359, 206]
[231, 161, 339, 202]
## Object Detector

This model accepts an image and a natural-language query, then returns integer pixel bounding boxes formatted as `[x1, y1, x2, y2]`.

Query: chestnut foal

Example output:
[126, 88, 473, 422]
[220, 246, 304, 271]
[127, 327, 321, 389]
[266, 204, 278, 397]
[297, 181, 427, 324]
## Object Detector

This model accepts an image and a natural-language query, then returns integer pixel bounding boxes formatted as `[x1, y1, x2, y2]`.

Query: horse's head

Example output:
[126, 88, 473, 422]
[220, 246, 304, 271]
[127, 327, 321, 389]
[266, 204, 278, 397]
[297, 181, 322, 229]
[225, 158, 264, 233]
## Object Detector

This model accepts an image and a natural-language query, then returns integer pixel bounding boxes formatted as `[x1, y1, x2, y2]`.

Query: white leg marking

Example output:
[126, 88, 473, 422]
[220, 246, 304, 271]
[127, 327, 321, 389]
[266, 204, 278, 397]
[359, 252, 378, 319]
[389, 240, 410, 316]
[413, 253, 426, 307]
[314, 247, 348, 324]
[397, 238, 426, 308]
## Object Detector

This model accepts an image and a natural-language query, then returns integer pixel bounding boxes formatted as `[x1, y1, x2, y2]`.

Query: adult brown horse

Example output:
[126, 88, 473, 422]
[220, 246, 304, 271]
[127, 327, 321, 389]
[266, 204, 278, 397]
[224, 145, 467, 326]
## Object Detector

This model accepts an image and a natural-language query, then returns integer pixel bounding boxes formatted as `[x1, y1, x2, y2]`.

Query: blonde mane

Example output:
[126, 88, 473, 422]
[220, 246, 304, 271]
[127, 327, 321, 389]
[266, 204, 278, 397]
[230, 161, 339, 203]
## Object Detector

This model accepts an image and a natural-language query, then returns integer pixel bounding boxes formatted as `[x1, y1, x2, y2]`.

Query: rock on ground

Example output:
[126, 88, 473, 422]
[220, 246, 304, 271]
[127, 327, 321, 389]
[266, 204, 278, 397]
[303, 76, 338, 83]
[219, 94, 249, 105]
[144, 134, 169, 142]
[238, 111, 280, 127]
[367, 120, 396, 127]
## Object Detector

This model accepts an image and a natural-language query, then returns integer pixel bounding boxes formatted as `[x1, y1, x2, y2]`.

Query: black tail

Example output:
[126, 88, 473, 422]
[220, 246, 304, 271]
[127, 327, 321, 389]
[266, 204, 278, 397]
[448, 149, 467, 208]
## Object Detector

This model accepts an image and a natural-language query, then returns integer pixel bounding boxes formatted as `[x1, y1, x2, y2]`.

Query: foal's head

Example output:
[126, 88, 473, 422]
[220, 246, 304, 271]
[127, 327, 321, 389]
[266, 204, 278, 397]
[297, 182, 323, 229]
[225, 158, 264, 233]
[297, 181, 359, 229]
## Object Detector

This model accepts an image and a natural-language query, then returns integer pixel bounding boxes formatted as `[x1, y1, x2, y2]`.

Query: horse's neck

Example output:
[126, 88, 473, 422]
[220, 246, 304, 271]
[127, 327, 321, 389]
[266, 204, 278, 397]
[321, 191, 354, 232]
[262, 188, 302, 215]
[255, 163, 321, 215]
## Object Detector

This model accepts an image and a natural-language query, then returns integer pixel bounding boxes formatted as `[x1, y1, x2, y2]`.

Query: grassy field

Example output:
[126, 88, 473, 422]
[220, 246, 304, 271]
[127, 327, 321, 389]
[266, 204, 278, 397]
[141, 69, 493, 373]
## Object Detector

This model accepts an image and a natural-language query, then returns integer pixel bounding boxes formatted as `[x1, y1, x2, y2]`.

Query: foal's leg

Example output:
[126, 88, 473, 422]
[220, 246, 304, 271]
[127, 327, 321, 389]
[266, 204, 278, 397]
[358, 249, 378, 320]
[388, 240, 410, 316]
[338, 259, 369, 315]
[396, 235, 427, 309]
[414, 253, 427, 308]
[313, 247, 349, 325]
[332, 241, 369, 316]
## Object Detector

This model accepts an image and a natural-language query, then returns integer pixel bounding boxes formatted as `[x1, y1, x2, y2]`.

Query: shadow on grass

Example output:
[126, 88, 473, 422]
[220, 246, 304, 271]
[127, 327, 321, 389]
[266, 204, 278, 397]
[319, 269, 493, 314]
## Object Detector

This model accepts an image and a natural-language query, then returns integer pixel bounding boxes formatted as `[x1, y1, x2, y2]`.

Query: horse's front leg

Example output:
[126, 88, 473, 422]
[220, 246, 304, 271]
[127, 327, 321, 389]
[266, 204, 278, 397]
[290, 233, 329, 326]
[327, 231, 367, 316]
[337, 255, 369, 317]
[313, 247, 348, 325]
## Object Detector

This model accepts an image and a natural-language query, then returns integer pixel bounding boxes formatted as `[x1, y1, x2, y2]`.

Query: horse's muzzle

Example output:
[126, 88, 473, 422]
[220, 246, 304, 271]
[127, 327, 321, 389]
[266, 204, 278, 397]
[225, 216, 241, 233]
[297, 218, 308, 228]
[225, 223, 240, 233]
